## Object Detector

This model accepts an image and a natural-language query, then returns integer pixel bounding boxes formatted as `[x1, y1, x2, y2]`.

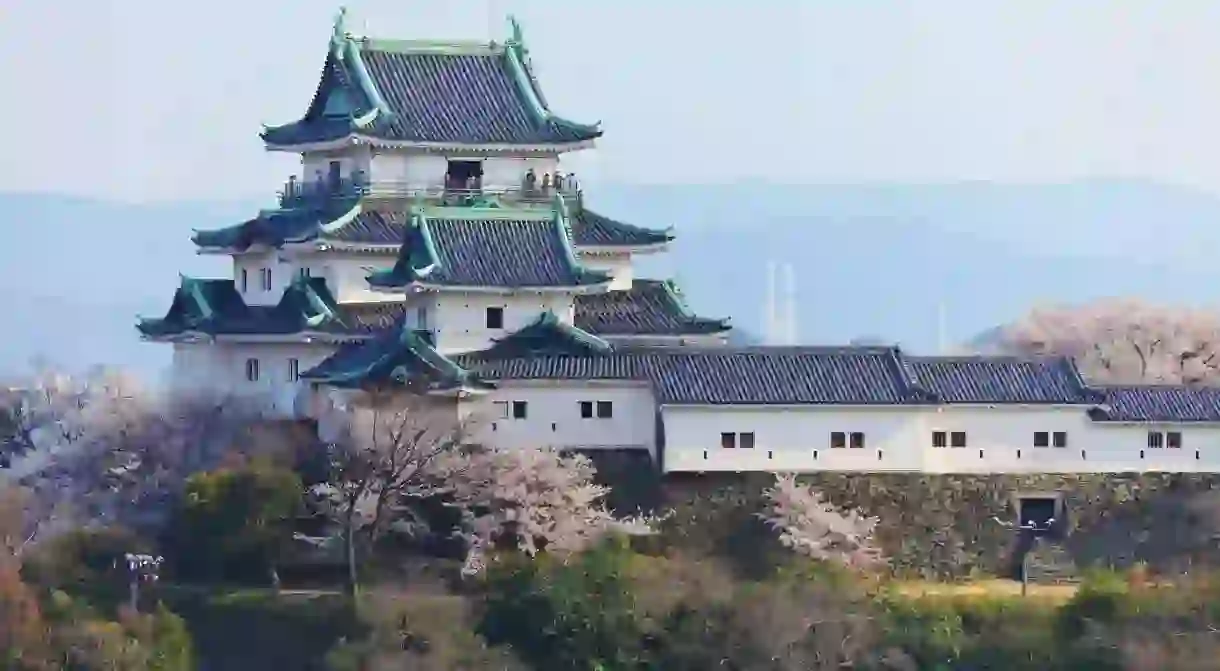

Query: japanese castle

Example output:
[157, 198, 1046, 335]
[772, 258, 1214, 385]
[140, 12, 1220, 475]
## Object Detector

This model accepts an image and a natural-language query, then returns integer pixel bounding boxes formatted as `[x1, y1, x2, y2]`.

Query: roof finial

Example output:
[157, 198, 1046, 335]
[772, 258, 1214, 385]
[331, 6, 349, 56]
[507, 14, 529, 62]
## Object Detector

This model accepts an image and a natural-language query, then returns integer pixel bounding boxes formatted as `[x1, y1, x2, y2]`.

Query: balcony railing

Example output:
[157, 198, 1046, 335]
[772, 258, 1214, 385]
[279, 172, 582, 209]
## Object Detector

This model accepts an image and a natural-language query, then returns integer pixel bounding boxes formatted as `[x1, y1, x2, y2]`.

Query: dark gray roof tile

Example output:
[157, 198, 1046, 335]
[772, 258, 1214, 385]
[369, 214, 610, 289]
[569, 208, 672, 247]
[263, 37, 600, 147]
[906, 356, 1100, 405]
[1090, 386, 1220, 423]
[574, 280, 729, 336]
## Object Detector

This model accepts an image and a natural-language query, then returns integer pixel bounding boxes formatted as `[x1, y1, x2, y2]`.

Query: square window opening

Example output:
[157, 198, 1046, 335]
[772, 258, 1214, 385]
[486, 307, 505, 329]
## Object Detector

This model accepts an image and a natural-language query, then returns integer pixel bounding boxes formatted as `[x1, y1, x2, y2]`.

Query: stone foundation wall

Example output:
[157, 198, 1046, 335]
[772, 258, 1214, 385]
[652, 473, 1220, 580]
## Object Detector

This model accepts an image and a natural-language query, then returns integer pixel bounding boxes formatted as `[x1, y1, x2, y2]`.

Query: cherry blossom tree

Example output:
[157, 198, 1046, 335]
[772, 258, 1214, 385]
[309, 386, 656, 586]
[308, 388, 478, 593]
[758, 474, 884, 570]
[2, 367, 261, 542]
[446, 446, 654, 576]
[992, 299, 1220, 384]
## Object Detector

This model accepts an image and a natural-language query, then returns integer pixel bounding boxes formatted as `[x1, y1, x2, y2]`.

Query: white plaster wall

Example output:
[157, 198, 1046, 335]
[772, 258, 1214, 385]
[307, 254, 401, 303]
[577, 253, 633, 289]
[301, 148, 371, 183]
[170, 342, 338, 417]
[660, 404, 1220, 474]
[233, 252, 402, 305]
[464, 382, 656, 455]
[661, 406, 926, 473]
[433, 291, 577, 354]
[364, 151, 560, 191]
[233, 252, 293, 307]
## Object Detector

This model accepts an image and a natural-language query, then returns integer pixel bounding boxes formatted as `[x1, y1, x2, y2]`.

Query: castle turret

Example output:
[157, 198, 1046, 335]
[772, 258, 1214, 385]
[139, 11, 728, 414]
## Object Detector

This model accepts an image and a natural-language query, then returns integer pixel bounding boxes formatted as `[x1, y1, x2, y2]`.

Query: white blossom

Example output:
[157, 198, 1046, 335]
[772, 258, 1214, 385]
[995, 299, 1220, 384]
[447, 446, 655, 572]
[758, 473, 884, 570]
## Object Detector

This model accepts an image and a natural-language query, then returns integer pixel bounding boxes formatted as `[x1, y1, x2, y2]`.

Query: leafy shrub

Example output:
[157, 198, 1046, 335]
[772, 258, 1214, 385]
[164, 463, 303, 585]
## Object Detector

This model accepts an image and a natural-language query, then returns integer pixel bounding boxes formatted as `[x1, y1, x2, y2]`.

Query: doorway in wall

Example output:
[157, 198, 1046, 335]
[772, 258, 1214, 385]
[1018, 495, 1059, 528]
[446, 160, 483, 192]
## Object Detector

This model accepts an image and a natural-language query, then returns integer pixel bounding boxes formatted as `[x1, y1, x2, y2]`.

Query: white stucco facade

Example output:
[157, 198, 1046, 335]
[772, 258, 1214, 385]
[150, 19, 1220, 479]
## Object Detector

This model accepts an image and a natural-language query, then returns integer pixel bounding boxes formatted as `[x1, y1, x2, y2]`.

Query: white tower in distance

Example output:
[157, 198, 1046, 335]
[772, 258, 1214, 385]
[764, 261, 798, 346]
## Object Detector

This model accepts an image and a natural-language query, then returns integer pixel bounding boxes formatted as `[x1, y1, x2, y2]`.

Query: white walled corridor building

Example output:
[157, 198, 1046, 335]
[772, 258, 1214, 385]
[138, 12, 1220, 475]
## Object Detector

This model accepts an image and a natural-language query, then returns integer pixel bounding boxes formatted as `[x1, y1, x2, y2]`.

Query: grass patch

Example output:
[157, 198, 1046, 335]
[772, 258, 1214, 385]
[891, 579, 1079, 602]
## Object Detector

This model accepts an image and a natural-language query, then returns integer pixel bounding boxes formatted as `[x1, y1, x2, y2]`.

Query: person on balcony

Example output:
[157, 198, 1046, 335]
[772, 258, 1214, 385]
[554, 172, 565, 192]
[541, 173, 551, 191]
[523, 169, 537, 194]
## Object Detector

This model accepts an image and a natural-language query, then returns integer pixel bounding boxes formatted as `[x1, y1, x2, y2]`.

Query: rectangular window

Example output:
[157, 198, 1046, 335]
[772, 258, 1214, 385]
[849, 432, 865, 449]
[261, 268, 272, 291]
[1033, 431, 1049, 448]
[1147, 431, 1164, 449]
[244, 358, 260, 382]
[1052, 431, 1068, 448]
[950, 431, 967, 448]
[240, 268, 248, 293]
[416, 306, 429, 330]
[486, 306, 504, 329]
[932, 431, 947, 448]
[288, 358, 300, 382]
[579, 401, 593, 418]
[720, 432, 736, 449]
[298, 267, 311, 280]
[1167, 431, 1183, 449]
[596, 400, 613, 419]
[830, 431, 847, 449]
[493, 401, 509, 419]
[739, 432, 755, 449]
[511, 400, 528, 419]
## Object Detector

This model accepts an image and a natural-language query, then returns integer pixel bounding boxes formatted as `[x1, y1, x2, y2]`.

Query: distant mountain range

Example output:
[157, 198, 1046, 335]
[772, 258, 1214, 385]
[3, 179, 1219, 379]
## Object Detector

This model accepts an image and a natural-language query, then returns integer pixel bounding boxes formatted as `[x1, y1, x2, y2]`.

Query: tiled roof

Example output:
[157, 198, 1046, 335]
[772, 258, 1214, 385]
[574, 280, 730, 337]
[367, 212, 611, 289]
[568, 207, 673, 247]
[192, 201, 404, 252]
[302, 327, 489, 391]
[478, 312, 613, 358]
[906, 356, 1101, 405]
[457, 346, 933, 406]
[1090, 386, 1220, 423]
[194, 199, 670, 253]
[262, 36, 600, 147]
[137, 276, 407, 338]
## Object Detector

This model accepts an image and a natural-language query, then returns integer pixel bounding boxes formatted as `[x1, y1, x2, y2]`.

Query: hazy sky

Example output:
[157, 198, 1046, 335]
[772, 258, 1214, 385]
[4, 1, 1220, 202]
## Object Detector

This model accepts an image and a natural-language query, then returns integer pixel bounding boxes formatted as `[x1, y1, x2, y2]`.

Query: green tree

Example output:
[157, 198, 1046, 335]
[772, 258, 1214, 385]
[478, 538, 653, 670]
[167, 463, 303, 586]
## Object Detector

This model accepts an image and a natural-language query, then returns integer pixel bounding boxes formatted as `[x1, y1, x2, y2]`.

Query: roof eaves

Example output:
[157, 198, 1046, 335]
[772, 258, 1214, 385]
[503, 16, 601, 140]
